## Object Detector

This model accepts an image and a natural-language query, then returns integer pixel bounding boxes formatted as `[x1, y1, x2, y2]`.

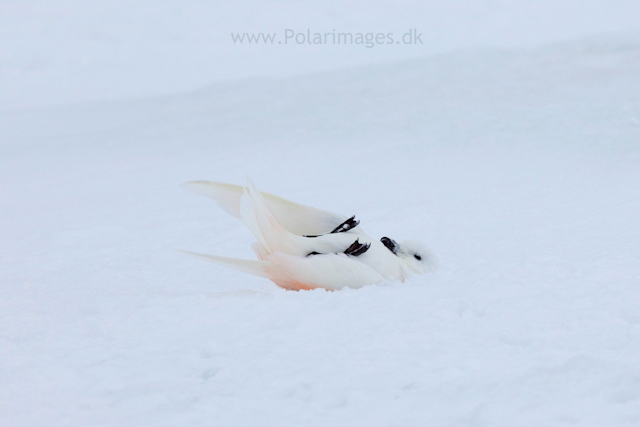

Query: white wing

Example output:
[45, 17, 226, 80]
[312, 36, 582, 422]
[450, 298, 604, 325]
[240, 179, 364, 257]
[181, 249, 384, 291]
[182, 181, 362, 236]
[179, 250, 270, 278]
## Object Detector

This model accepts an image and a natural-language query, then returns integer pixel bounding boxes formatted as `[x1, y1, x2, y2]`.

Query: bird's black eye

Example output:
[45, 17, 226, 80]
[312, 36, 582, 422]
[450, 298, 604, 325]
[414, 254, 422, 261]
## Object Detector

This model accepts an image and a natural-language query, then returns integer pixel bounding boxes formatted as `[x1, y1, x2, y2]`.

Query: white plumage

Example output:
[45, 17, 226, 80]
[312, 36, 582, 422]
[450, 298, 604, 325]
[182, 180, 436, 290]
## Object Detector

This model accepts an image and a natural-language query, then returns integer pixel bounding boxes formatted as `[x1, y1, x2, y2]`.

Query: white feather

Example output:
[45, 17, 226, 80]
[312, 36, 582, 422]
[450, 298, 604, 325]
[179, 250, 270, 279]
[182, 181, 360, 236]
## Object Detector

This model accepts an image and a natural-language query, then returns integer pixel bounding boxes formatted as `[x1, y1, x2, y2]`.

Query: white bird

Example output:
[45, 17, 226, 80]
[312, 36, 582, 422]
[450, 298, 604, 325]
[182, 180, 436, 291]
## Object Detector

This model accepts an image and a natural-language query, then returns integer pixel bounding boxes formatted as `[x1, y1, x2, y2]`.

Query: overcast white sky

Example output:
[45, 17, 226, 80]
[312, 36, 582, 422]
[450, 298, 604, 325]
[1, 0, 639, 110]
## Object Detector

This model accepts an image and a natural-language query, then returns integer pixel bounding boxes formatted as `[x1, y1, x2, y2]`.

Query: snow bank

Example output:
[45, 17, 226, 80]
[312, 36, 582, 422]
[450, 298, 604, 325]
[1, 36, 640, 426]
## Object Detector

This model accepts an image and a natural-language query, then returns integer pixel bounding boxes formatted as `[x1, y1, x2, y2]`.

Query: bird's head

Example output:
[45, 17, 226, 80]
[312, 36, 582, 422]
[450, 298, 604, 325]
[396, 239, 438, 274]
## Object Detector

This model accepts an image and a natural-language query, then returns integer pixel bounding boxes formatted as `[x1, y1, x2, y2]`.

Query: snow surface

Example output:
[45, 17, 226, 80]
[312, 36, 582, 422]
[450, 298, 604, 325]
[3, 0, 640, 110]
[2, 4, 640, 426]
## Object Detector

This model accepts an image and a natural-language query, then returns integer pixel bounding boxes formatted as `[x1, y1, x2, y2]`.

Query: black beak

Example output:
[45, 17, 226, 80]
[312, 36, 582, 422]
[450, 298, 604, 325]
[380, 237, 400, 255]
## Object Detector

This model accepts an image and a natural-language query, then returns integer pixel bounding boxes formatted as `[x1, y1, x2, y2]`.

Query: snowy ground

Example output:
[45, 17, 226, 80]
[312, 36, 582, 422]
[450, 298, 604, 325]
[2, 3, 640, 427]
[3, 0, 640, 110]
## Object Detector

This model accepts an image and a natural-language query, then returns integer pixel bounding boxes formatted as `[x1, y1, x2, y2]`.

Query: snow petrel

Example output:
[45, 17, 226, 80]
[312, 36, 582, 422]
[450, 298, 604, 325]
[181, 181, 436, 290]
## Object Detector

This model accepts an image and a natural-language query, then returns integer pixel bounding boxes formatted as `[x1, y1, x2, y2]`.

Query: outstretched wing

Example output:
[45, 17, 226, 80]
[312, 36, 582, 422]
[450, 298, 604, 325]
[179, 249, 384, 291]
[179, 250, 271, 279]
[238, 179, 365, 258]
[182, 181, 362, 236]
